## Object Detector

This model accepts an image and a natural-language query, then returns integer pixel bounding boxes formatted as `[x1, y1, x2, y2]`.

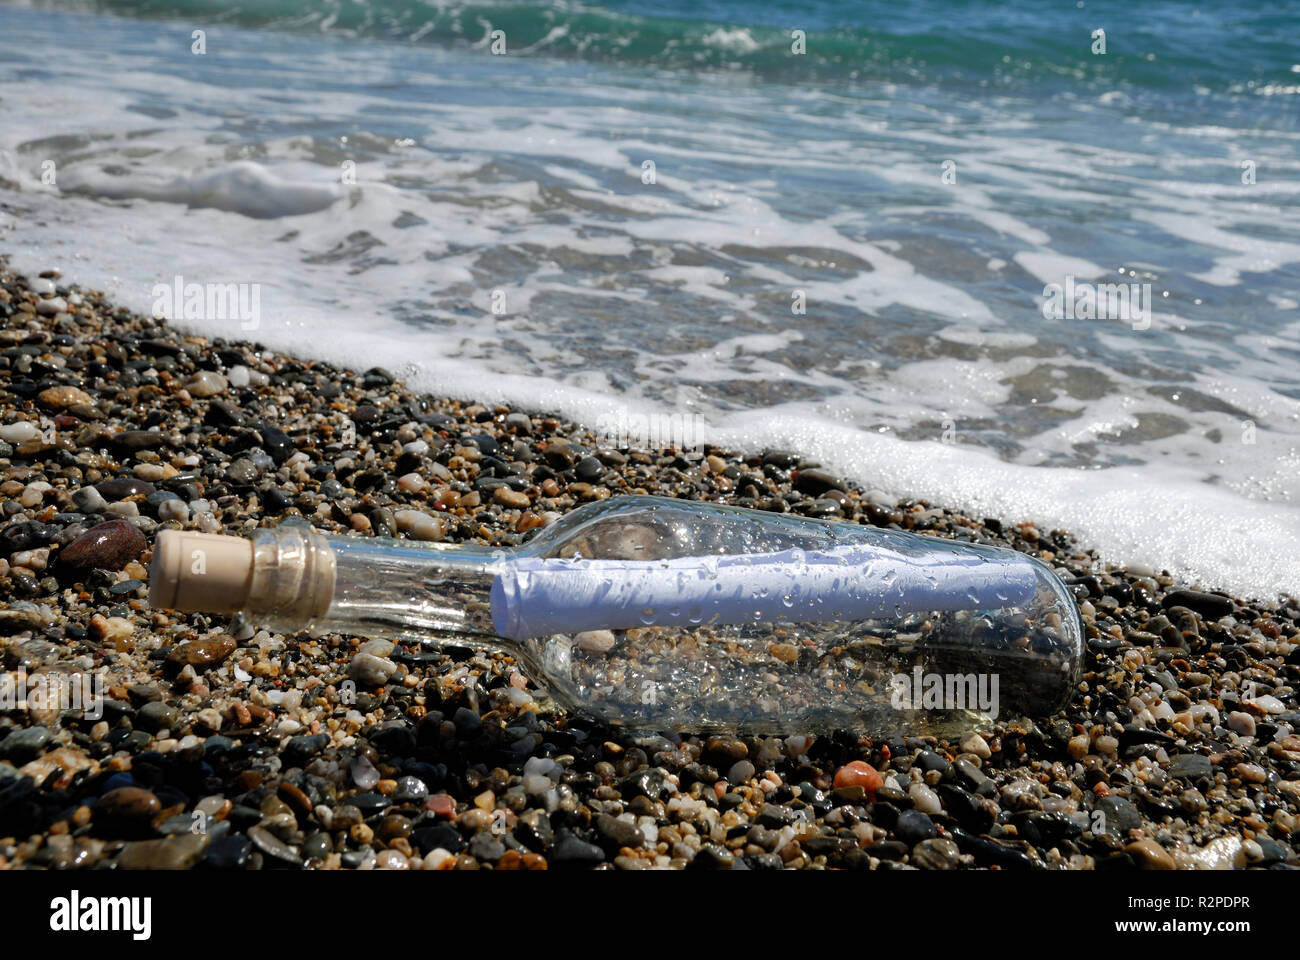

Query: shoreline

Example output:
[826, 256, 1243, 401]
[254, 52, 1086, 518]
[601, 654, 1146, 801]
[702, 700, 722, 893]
[0, 261, 1297, 870]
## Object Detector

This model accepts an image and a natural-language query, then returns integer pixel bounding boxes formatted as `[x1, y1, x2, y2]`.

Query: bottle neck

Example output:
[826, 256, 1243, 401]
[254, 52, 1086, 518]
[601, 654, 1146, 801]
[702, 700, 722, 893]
[249, 528, 508, 645]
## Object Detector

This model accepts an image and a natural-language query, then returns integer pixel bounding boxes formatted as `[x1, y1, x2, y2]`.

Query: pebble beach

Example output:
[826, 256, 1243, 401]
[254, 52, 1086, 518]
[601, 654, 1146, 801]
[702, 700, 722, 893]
[1, 263, 1298, 872]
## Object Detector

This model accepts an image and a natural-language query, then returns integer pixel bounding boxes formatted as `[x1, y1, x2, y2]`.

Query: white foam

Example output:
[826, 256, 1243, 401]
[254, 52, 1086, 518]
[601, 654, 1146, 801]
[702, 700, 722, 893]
[60, 161, 343, 219]
[1013, 251, 1107, 284]
[711, 410, 1300, 603]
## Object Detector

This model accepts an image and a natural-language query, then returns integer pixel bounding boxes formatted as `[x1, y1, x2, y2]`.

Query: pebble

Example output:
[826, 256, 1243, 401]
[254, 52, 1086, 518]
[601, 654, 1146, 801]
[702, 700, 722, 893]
[1125, 838, 1176, 870]
[909, 782, 943, 816]
[351, 755, 381, 789]
[186, 371, 228, 397]
[95, 477, 155, 500]
[0, 421, 39, 443]
[167, 635, 236, 669]
[1234, 762, 1267, 784]
[910, 837, 961, 869]
[247, 825, 303, 866]
[595, 813, 642, 848]
[493, 487, 530, 509]
[833, 761, 883, 801]
[1246, 694, 1286, 714]
[1228, 711, 1256, 737]
[394, 509, 445, 541]
[0, 726, 52, 762]
[397, 473, 426, 493]
[95, 786, 162, 822]
[576, 630, 617, 654]
[37, 385, 93, 410]
[894, 809, 937, 845]
[36, 296, 68, 316]
[71, 487, 107, 513]
[116, 835, 209, 869]
[158, 499, 190, 522]
[137, 700, 180, 732]
[1167, 754, 1212, 780]
[727, 760, 756, 783]
[768, 642, 798, 664]
[349, 653, 397, 686]
[960, 731, 992, 759]
[89, 614, 134, 647]
[551, 832, 606, 865]
[58, 519, 147, 570]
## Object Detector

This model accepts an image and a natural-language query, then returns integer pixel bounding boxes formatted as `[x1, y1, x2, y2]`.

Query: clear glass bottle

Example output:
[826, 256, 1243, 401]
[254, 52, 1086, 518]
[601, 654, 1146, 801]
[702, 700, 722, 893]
[150, 495, 1083, 734]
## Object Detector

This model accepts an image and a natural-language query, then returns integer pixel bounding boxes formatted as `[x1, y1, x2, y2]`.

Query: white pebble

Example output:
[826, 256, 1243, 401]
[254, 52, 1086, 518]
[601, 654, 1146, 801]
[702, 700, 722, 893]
[349, 652, 397, 686]
[960, 731, 992, 759]
[576, 630, 616, 654]
[1228, 711, 1256, 737]
[394, 509, 444, 542]
[351, 755, 380, 789]
[158, 499, 190, 523]
[396, 473, 426, 493]
[29, 277, 56, 295]
[524, 757, 557, 777]
[105, 501, 139, 518]
[420, 848, 454, 870]
[523, 774, 552, 795]
[909, 782, 943, 815]
[19, 482, 51, 507]
[0, 422, 39, 443]
[11, 549, 48, 571]
[186, 371, 228, 397]
[357, 639, 395, 658]
[227, 365, 251, 388]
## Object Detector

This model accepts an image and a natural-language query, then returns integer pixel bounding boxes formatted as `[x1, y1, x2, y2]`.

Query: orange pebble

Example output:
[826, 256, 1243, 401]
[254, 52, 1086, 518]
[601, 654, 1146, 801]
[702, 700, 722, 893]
[833, 761, 883, 800]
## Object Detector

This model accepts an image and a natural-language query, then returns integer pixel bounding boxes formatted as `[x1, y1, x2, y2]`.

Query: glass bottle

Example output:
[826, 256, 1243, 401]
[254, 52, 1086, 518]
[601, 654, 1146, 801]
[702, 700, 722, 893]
[150, 495, 1083, 734]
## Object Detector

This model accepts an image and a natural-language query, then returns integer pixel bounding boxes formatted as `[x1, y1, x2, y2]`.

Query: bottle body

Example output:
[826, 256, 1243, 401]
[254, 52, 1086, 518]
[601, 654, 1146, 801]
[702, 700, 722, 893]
[224, 496, 1083, 734]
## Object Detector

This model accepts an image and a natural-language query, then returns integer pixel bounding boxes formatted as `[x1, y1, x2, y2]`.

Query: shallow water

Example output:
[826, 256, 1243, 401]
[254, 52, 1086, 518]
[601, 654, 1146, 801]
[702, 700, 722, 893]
[1, 0, 1298, 598]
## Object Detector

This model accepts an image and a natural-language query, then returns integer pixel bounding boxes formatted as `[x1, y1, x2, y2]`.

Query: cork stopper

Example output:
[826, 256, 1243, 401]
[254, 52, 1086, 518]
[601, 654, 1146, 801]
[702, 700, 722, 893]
[150, 528, 336, 624]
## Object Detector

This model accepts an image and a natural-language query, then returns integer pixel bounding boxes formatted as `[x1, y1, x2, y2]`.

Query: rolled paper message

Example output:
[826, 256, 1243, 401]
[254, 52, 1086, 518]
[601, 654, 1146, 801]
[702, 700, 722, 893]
[490, 543, 1039, 641]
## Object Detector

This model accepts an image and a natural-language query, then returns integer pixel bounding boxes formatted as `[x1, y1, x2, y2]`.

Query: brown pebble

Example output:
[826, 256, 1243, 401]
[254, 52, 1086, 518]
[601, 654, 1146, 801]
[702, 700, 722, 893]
[493, 487, 530, 509]
[769, 642, 799, 664]
[37, 385, 94, 410]
[277, 782, 313, 817]
[94, 477, 155, 500]
[376, 815, 413, 843]
[167, 635, 236, 669]
[1125, 838, 1175, 870]
[237, 770, 263, 791]
[515, 511, 545, 533]
[58, 519, 147, 571]
[498, 849, 548, 870]
[95, 786, 161, 821]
